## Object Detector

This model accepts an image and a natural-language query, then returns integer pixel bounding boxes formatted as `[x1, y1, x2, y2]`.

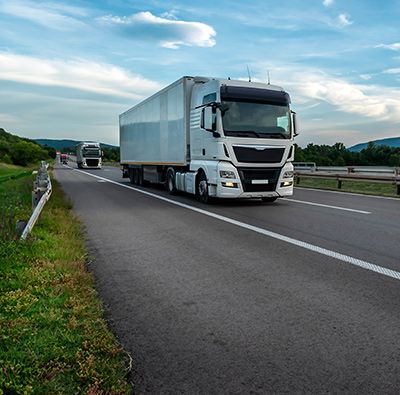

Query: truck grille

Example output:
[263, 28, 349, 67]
[233, 146, 284, 163]
[86, 159, 99, 167]
[238, 167, 281, 192]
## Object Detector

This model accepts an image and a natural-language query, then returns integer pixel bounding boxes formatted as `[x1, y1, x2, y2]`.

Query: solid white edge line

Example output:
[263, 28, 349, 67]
[285, 198, 371, 214]
[70, 167, 400, 282]
[295, 186, 400, 201]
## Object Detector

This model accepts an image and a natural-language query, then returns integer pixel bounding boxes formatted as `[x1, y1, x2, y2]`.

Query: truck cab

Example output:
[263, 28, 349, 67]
[188, 78, 296, 202]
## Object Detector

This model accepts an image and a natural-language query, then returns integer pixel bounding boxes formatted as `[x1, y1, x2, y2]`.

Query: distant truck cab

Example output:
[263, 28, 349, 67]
[60, 153, 68, 164]
[76, 142, 102, 169]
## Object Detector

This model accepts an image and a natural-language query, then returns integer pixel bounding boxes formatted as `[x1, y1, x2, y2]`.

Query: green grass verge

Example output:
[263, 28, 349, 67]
[295, 176, 399, 198]
[0, 165, 131, 394]
[0, 163, 35, 184]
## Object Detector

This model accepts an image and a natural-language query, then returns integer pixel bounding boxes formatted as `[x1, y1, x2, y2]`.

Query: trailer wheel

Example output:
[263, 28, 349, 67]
[129, 169, 135, 184]
[133, 169, 140, 185]
[166, 168, 177, 195]
[261, 197, 278, 203]
[196, 171, 212, 204]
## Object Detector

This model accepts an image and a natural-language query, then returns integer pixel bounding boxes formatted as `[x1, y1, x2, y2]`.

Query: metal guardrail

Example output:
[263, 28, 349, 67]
[294, 170, 400, 195]
[293, 163, 400, 175]
[20, 161, 52, 240]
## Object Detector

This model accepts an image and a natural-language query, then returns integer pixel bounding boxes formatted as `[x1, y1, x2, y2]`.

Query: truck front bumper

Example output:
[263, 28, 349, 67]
[213, 162, 294, 199]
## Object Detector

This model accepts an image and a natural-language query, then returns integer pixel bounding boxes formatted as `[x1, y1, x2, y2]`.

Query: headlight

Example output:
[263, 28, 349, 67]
[219, 170, 235, 179]
[283, 170, 293, 179]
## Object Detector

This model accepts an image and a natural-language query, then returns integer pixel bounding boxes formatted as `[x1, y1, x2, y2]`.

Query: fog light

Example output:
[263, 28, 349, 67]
[222, 182, 238, 188]
[281, 181, 293, 187]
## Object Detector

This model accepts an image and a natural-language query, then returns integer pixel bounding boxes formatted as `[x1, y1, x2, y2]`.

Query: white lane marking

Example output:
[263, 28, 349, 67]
[285, 198, 371, 214]
[97, 179, 107, 182]
[296, 186, 400, 201]
[71, 167, 400, 282]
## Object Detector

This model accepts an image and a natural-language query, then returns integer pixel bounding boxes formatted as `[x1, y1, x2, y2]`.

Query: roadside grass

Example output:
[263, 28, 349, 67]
[0, 163, 34, 184]
[0, 165, 131, 394]
[295, 176, 399, 198]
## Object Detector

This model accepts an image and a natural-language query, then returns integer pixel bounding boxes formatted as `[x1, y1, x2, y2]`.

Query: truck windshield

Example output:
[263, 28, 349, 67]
[83, 148, 100, 157]
[221, 101, 291, 139]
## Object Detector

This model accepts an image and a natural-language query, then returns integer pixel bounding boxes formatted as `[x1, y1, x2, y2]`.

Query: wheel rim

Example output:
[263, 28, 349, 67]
[199, 180, 208, 197]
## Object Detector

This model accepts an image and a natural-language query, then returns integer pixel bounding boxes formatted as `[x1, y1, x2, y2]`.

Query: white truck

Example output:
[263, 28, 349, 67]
[76, 142, 102, 169]
[120, 76, 298, 203]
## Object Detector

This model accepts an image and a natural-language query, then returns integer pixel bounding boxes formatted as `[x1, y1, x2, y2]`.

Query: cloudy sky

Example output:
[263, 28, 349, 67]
[0, 0, 399, 147]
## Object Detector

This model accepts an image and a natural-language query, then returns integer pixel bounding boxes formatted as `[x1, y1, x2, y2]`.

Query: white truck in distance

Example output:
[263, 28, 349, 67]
[119, 76, 298, 203]
[76, 142, 102, 169]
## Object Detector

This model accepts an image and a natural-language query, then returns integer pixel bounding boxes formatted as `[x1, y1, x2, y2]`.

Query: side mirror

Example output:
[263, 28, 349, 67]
[291, 111, 299, 137]
[201, 106, 220, 137]
[201, 106, 215, 131]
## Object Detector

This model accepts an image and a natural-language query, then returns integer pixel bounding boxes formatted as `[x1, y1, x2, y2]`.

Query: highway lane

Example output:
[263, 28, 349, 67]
[80, 165, 400, 271]
[54, 164, 400, 393]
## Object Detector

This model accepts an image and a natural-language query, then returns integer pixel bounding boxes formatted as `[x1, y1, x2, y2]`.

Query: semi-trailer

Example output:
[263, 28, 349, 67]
[119, 76, 298, 203]
[76, 142, 102, 169]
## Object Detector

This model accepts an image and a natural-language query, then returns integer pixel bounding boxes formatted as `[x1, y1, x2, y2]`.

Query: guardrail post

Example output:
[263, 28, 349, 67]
[397, 184, 400, 195]
[296, 175, 300, 185]
[338, 179, 342, 189]
[21, 161, 52, 240]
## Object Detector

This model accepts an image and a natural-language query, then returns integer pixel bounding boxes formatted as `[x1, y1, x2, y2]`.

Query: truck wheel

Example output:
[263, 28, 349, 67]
[137, 168, 144, 186]
[166, 168, 177, 195]
[196, 171, 212, 204]
[129, 169, 135, 184]
[133, 169, 140, 185]
[261, 197, 278, 203]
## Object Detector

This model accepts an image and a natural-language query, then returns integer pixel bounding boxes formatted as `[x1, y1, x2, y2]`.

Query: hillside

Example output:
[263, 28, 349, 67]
[0, 128, 55, 166]
[35, 139, 118, 150]
[349, 136, 400, 152]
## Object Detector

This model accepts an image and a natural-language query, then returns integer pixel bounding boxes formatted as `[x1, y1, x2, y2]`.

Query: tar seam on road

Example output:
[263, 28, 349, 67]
[70, 167, 400, 282]
[285, 198, 371, 214]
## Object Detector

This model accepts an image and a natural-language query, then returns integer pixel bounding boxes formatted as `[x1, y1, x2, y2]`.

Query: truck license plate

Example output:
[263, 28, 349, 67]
[251, 179, 269, 184]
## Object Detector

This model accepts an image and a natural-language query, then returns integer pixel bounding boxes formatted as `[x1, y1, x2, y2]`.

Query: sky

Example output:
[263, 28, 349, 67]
[0, 0, 399, 147]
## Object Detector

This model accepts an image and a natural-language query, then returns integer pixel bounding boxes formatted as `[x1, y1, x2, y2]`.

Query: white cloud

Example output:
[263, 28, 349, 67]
[0, 0, 87, 30]
[360, 74, 372, 80]
[252, 64, 400, 123]
[0, 52, 161, 100]
[99, 11, 216, 49]
[337, 13, 353, 27]
[384, 68, 400, 74]
[376, 43, 400, 51]
[323, 0, 334, 7]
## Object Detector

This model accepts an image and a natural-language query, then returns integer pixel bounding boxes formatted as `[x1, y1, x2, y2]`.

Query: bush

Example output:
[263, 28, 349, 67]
[11, 141, 48, 166]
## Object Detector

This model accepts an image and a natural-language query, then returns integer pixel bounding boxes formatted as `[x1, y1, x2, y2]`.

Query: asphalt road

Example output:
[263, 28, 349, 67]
[54, 163, 400, 394]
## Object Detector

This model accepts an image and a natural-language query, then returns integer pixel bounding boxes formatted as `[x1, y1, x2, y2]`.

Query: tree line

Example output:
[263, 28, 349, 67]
[1, 127, 399, 167]
[0, 129, 56, 166]
[294, 142, 400, 167]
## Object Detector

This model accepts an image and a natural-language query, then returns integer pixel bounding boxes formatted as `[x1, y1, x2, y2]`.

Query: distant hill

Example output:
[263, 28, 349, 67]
[34, 139, 118, 150]
[349, 137, 400, 152]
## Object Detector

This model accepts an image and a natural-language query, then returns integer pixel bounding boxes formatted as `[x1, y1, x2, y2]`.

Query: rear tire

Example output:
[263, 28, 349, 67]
[129, 168, 135, 184]
[196, 171, 212, 204]
[166, 168, 177, 195]
[261, 197, 278, 203]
